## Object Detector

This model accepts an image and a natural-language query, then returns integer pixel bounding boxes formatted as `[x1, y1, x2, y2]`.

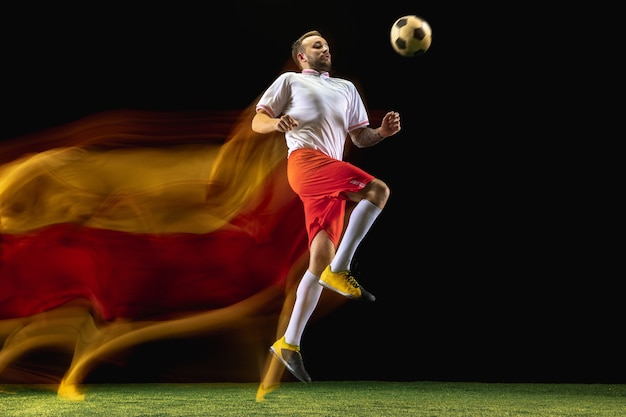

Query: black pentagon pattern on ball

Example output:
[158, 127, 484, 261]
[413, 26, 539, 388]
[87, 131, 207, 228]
[394, 18, 409, 50]
[412, 27, 427, 42]
[394, 37, 408, 51]
[394, 16, 409, 51]
[410, 27, 428, 56]
[397, 17, 409, 27]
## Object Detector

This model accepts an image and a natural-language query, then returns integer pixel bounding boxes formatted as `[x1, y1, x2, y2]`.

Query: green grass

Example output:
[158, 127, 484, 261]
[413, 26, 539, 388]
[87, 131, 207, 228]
[1, 381, 624, 417]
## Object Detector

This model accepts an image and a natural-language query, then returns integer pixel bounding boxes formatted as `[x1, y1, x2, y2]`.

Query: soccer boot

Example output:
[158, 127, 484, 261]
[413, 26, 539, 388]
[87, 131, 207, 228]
[270, 337, 312, 383]
[319, 265, 376, 302]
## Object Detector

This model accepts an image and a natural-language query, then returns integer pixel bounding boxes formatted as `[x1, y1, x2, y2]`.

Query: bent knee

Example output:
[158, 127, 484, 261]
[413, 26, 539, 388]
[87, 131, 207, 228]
[368, 179, 390, 208]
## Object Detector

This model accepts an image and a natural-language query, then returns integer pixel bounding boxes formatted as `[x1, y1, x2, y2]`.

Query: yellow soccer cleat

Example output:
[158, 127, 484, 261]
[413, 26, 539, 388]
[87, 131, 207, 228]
[319, 265, 376, 302]
[270, 336, 312, 383]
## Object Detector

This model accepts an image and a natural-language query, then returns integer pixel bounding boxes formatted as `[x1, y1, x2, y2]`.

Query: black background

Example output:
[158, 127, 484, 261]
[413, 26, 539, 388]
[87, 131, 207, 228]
[2, 3, 621, 383]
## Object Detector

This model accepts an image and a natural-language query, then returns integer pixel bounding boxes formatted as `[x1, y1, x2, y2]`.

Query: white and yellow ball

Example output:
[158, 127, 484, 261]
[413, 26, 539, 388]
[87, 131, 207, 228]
[390, 15, 432, 57]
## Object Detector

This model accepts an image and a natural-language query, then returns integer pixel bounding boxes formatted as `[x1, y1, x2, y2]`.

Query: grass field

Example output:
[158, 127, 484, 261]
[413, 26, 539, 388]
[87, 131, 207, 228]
[1, 381, 624, 417]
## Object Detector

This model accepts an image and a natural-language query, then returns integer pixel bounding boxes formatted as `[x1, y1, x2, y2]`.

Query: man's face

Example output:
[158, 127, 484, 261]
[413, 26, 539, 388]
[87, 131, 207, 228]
[300, 35, 331, 72]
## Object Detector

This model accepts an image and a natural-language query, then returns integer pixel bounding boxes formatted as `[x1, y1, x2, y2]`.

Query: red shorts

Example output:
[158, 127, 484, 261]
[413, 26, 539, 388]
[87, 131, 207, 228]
[287, 148, 374, 247]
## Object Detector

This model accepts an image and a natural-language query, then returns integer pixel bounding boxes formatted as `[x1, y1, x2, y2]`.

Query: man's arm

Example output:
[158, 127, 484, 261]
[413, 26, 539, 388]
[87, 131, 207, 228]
[252, 110, 299, 134]
[349, 111, 401, 148]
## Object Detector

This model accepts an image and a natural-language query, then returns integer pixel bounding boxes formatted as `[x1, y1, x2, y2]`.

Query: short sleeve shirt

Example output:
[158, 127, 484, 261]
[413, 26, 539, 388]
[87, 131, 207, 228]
[256, 69, 370, 161]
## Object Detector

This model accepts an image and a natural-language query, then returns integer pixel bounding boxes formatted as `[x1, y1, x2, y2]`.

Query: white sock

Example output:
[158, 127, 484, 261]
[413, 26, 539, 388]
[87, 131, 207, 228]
[330, 200, 382, 272]
[284, 270, 322, 346]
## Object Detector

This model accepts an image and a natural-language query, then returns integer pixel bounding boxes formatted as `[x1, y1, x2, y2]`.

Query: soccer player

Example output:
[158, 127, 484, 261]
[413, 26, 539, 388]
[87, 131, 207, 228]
[252, 30, 401, 383]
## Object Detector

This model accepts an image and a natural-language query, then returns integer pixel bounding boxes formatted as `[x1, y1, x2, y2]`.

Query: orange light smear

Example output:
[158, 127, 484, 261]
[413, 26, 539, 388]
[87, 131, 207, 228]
[0, 104, 351, 399]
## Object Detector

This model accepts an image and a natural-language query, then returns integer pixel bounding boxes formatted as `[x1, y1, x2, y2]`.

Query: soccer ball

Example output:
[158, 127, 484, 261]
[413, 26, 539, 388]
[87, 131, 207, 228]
[390, 15, 432, 57]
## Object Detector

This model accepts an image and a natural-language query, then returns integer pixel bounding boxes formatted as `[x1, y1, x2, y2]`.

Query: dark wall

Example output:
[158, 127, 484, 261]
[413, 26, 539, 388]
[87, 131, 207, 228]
[2, 2, 620, 384]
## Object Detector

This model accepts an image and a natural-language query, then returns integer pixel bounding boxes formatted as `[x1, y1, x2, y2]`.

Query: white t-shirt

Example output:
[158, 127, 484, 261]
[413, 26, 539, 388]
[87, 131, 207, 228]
[256, 69, 370, 161]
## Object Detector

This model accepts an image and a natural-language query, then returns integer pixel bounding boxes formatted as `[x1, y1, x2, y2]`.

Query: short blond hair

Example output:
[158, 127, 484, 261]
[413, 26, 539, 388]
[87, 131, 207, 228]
[291, 30, 322, 69]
